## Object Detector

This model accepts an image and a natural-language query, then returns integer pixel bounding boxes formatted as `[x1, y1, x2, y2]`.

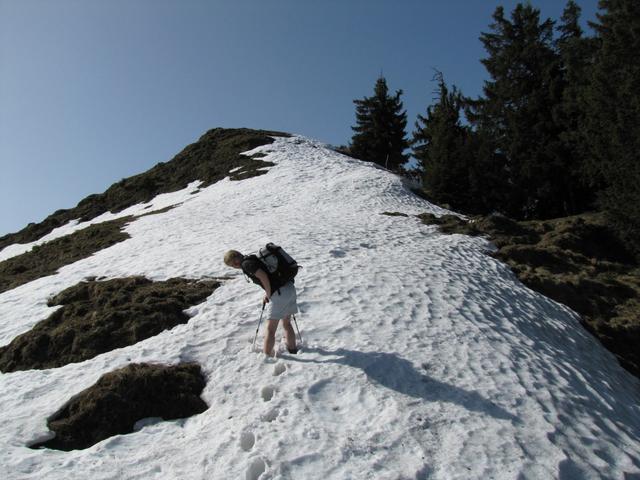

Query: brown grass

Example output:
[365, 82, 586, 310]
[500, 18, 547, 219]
[0, 277, 220, 372]
[0, 217, 132, 294]
[29, 362, 208, 451]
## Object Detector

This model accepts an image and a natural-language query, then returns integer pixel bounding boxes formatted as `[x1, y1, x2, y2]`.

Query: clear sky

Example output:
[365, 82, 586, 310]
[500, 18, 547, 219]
[0, 0, 599, 236]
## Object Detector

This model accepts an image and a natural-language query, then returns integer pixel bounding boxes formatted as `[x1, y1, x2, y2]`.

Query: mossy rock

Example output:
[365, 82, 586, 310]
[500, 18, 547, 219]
[30, 362, 208, 451]
[0, 277, 219, 372]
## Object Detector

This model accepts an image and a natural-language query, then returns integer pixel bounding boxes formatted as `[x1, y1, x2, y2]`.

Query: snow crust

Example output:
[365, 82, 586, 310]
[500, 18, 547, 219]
[0, 135, 639, 479]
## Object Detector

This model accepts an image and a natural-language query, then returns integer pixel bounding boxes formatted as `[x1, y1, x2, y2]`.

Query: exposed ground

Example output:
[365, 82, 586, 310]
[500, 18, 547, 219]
[0, 277, 219, 372]
[0, 217, 132, 294]
[30, 362, 208, 451]
[418, 211, 640, 377]
[0, 128, 288, 251]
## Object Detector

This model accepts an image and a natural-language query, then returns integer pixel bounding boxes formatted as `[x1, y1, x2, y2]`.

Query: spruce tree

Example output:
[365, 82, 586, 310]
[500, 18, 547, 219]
[350, 77, 409, 171]
[467, 4, 572, 219]
[554, 1, 598, 212]
[582, 0, 640, 256]
[555, 1, 584, 154]
[412, 73, 474, 211]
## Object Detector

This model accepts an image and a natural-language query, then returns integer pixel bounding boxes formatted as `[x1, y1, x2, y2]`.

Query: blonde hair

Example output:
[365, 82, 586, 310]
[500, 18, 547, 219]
[223, 250, 243, 266]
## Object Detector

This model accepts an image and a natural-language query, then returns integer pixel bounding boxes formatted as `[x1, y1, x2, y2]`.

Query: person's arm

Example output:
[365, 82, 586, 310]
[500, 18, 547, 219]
[254, 269, 272, 301]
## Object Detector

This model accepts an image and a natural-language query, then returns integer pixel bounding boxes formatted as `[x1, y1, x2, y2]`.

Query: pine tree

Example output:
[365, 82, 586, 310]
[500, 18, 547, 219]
[412, 73, 474, 211]
[467, 4, 572, 219]
[350, 77, 409, 171]
[556, 1, 584, 151]
[582, 0, 640, 256]
[554, 1, 598, 211]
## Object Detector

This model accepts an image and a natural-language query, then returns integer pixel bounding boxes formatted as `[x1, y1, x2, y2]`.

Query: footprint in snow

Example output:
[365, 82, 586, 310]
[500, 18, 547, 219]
[261, 408, 279, 422]
[273, 363, 286, 376]
[329, 249, 346, 258]
[240, 431, 255, 452]
[246, 457, 266, 480]
[261, 385, 275, 402]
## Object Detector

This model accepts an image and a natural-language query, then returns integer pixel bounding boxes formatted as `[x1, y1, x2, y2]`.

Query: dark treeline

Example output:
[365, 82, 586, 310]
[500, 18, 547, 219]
[348, 0, 640, 258]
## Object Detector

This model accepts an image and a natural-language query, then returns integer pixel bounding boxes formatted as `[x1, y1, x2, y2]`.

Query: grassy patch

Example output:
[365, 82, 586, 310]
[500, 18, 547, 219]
[30, 362, 208, 451]
[0, 128, 289, 251]
[228, 157, 276, 181]
[419, 211, 640, 377]
[0, 217, 133, 294]
[138, 205, 178, 217]
[0, 277, 219, 372]
[381, 212, 409, 217]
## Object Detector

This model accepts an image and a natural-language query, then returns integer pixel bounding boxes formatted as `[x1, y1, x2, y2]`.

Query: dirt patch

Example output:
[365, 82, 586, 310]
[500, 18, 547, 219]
[138, 205, 178, 217]
[419, 211, 640, 378]
[0, 128, 288, 251]
[381, 212, 409, 217]
[30, 362, 208, 451]
[0, 277, 219, 372]
[0, 217, 132, 294]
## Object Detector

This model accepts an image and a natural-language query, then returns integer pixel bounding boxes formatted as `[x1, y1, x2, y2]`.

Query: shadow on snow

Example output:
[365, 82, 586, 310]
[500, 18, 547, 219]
[290, 347, 520, 423]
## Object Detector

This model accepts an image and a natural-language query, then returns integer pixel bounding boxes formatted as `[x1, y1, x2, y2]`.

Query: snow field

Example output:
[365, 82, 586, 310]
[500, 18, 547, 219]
[0, 135, 639, 479]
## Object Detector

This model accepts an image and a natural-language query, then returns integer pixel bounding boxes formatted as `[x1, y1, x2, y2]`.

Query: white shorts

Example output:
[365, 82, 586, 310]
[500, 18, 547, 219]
[267, 282, 298, 319]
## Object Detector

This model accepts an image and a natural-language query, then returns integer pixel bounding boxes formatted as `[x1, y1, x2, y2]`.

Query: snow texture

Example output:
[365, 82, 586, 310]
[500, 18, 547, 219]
[0, 135, 639, 479]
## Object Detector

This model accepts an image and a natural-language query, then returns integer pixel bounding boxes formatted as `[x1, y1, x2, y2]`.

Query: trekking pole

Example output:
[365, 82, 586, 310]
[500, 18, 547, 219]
[292, 314, 303, 344]
[251, 303, 266, 352]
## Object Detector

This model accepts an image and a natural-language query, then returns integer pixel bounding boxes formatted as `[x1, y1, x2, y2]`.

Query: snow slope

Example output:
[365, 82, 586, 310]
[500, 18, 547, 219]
[0, 135, 639, 480]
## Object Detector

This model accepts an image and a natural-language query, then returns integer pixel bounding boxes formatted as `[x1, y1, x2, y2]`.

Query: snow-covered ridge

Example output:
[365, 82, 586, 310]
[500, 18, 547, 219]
[0, 134, 638, 479]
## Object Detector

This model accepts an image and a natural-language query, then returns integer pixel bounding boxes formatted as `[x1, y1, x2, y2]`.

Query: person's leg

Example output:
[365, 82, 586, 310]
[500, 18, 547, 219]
[264, 319, 279, 356]
[282, 315, 297, 352]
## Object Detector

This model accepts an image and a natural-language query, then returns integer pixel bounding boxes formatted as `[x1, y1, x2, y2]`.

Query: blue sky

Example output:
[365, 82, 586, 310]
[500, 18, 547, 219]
[0, 0, 599, 236]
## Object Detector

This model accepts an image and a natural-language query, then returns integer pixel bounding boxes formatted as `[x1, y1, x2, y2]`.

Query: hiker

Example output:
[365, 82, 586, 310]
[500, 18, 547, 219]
[224, 246, 299, 356]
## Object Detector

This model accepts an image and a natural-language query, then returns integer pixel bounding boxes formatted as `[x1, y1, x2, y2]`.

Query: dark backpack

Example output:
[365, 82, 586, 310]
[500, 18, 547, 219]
[257, 243, 299, 290]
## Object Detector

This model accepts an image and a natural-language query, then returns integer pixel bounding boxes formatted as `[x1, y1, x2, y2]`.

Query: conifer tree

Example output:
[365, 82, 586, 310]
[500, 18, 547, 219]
[350, 77, 409, 171]
[554, 1, 598, 211]
[412, 73, 474, 211]
[582, 0, 640, 256]
[556, 1, 585, 150]
[467, 4, 572, 219]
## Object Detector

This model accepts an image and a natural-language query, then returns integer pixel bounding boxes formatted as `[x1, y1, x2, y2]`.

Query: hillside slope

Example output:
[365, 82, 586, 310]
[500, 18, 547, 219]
[0, 133, 639, 479]
[0, 128, 287, 253]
